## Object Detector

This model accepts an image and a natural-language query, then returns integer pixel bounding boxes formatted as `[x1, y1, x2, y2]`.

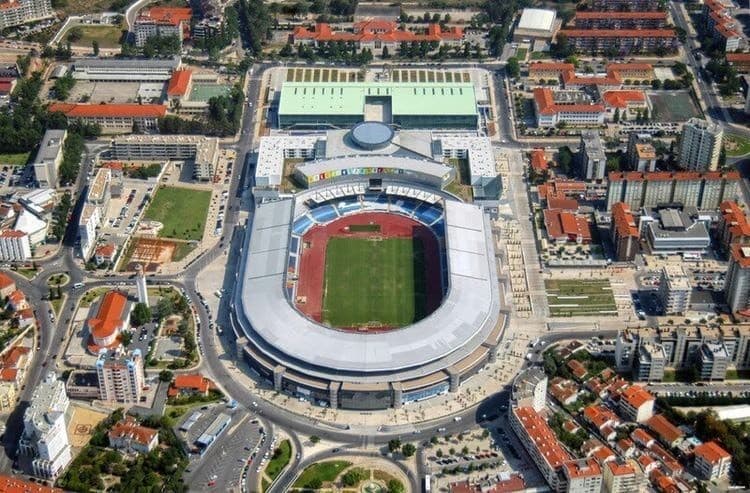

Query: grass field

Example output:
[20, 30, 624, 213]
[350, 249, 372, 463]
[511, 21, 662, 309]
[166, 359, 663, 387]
[648, 91, 701, 122]
[293, 461, 352, 489]
[725, 133, 750, 157]
[68, 25, 125, 49]
[264, 439, 291, 481]
[322, 237, 426, 328]
[0, 152, 30, 166]
[144, 186, 211, 242]
[546, 279, 617, 317]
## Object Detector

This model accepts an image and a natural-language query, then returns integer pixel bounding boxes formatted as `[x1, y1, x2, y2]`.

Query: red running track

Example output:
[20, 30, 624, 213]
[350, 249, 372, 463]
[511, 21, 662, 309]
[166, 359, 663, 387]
[294, 212, 443, 329]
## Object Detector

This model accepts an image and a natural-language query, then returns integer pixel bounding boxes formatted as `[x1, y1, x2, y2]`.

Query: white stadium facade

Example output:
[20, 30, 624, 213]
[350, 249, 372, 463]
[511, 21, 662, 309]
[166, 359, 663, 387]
[232, 122, 506, 410]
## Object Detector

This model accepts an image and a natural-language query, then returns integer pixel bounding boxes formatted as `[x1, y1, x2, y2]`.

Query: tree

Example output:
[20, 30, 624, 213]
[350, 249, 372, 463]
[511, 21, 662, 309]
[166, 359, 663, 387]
[506, 57, 520, 78]
[436, 449, 443, 457]
[430, 436, 438, 445]
[159, 370, 173, 382]
[309, 435, 320, 444]
[92, 40, 99, 56]
[381, 45, 389, 59]
[121, 330, 132, 347]
[307, 478, 323, 489]
[131, 302, 152, 327]
[387, 479, 405, 493]
[388, 438, 401, 453]
[613, 108, 620, 123]
[401, 443, 416, 457]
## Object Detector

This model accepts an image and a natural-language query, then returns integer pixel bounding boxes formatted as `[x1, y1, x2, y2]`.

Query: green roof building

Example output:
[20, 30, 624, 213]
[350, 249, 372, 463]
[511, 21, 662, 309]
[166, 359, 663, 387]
[277, 82, 479, 129]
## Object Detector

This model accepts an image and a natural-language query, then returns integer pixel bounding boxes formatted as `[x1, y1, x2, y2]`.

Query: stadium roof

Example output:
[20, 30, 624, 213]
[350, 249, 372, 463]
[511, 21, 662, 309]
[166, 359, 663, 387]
[295, 155, 453, 183]
[236, 195, 500, 376]
[278, 82, 478, 117]
[518, 8, 557, 32]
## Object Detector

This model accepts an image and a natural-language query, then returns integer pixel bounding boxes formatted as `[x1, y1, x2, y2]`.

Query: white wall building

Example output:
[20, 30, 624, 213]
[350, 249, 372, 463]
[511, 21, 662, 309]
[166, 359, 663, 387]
[0, 0, 54, 30]
[78, 203, 101, 260]
[658, 265, 691, 315]
[693, 441, 732, 480]
[678, 118, 723, 171]
[18, 372, 72, 480]
[96, 349, 144, 404]
[32, 130, 66, 188]
[0, 230, 31, 261]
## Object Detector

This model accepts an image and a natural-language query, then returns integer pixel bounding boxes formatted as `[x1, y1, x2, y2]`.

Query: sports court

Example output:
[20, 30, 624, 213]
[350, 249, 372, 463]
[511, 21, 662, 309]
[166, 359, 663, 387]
[189, 84, 231, 102]
[648, 91, 701, 122]
[295, 212, 443, 331]
[67, 406, 109, 448]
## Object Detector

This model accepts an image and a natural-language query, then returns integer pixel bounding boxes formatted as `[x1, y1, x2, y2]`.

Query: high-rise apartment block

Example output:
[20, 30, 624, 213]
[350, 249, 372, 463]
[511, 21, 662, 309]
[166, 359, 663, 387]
[18, 372, 72, 479]
[96, 349, 144, 404]
[658, 265, 691, 315]
[678, 118, 723, 171]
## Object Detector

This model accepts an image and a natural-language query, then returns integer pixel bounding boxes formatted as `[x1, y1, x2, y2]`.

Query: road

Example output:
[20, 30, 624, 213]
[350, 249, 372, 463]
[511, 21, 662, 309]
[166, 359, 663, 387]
[0, 60, 633, 490]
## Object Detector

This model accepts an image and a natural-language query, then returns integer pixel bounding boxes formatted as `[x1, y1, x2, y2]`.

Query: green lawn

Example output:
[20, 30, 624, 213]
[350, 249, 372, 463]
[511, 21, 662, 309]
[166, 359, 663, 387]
[515, 47, 528, 60]
[264, 439, 291, 481]
[293, 461, 352, 489]
[725, 134, 750, 157]
[322, 237, 426, 328]
[0, 152, 30, 166]
[69, 25, 125, 49]
[144, 186, 211, 241]
[546, 279, 617, 317]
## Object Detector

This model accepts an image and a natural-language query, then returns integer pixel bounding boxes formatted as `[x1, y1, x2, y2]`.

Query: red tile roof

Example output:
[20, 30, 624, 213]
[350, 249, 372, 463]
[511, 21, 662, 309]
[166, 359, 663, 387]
[528, 62, 576, 74]
[48, 103, 167, 119]
[584, 404, 619, 430]
[612, 202, 639, 238]
[292, 22, 463, 44]
[548, 197, 579, 211]
[721, 200, 750, 237]
[631, 427, 656, 446]
[591, 445, 616, 463]
[646, 414, 684, 444]
[530, 149, 548, 171]
[621, 385, 655, 409]
[0, 474, 63, 492]
[513, 407, 572, 468]
[544, 210, 592, 242]
[727, 53, 750, 63]
[562, 28, 677, 38]
[138, 6, 192, 27]
[563, 458, 601, 478]
[169, 373, 214, 396]
[108, 416, 158, 447]
[694, 441, 731, 465]
[0, 273, 14, 290]
[88, 291, 128, 341]
[606, 460, 636, 476]
[533, 88, 605, 116]
[167, 69, 192, 96]
[95, 243, 116, 258]
[602, 90, 647, 109]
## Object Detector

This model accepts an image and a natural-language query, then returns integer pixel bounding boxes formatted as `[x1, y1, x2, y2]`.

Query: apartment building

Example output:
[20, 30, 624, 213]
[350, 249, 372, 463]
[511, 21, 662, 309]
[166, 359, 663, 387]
[619, 385, 655, 423]
[678, 118, 724, 171]
[0, 229, 31, 261]
[616, 324, 750, 377]
[634, 342, 666, 382]
[32, 130, 66, 188]
[590, 0, 661, 10]
[727, 52, 750, 73]
[559, 29, 678, 55]
[658, 265, 691, 315]
[18, 372, 72, 479]
[602, 459, 646, 493]
[48, 103, 166, 133]
[532, 88, 605, 127]
[77, 204, 101, 260]
[572, 11, 667, 29]
[133, 6, 192, 47]
[0, 0, 53, 30]
[606, 171, 740, 210]
[704, 0, 743, 52]
[718, 200, 750, 251]
[626, 133, 657, 172]
[96, 349, 144, 404]
[562, 458, 602, 493]
[510, 406, 572, 492]
[727, 243, 750, 312]
[611, 202, 640, 261]
[699, 341, 730, 381]
[511, 367, 547, 412]
[693, 441, 732, 480]
[109, 134, 219, 181]
[578, 130, 606, 180]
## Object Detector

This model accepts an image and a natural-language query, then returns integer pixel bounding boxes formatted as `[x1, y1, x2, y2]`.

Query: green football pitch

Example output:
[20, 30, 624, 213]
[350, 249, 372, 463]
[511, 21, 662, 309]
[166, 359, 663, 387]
[322, 236, 426, 328]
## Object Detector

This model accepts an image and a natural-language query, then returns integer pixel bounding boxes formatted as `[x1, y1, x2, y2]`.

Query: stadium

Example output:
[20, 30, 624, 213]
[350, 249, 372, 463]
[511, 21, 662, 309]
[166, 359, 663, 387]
[233, 123, 505, 410]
